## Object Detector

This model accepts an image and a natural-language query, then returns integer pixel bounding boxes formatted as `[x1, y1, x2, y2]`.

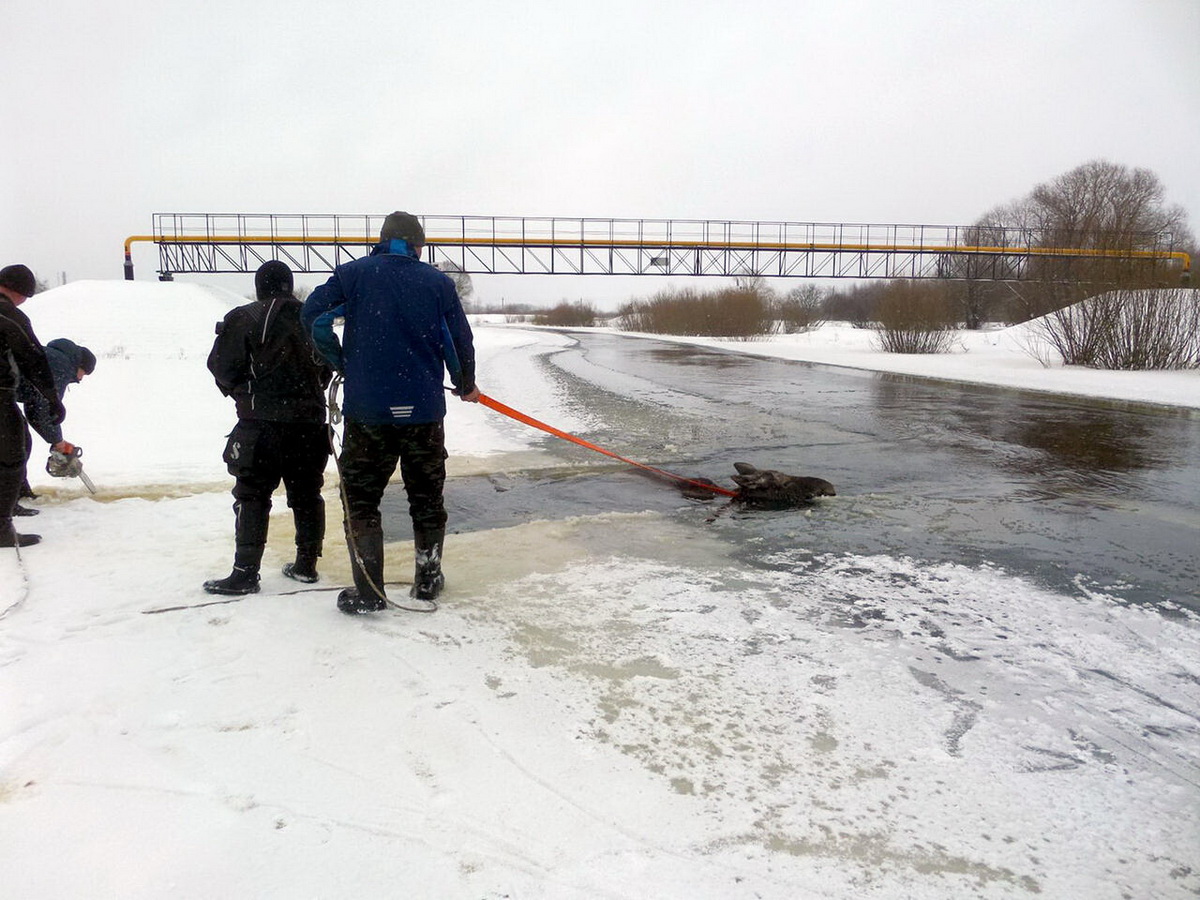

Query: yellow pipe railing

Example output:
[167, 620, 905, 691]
[123, 234, 1192, 276]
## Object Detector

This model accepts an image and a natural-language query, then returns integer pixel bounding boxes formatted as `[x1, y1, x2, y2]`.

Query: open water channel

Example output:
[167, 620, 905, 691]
[388, 330, 1200, 614]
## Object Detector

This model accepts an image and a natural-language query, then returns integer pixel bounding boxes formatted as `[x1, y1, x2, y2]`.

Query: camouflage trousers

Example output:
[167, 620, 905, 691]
[338, 419, 447, 534]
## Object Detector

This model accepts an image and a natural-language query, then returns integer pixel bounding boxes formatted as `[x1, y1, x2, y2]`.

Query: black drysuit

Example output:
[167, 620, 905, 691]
[0, 306, 62, 522]
[207, 294, 333, 570]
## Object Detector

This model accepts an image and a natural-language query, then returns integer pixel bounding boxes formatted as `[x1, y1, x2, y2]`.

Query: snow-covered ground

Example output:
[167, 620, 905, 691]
[2, 280, 1198, 899]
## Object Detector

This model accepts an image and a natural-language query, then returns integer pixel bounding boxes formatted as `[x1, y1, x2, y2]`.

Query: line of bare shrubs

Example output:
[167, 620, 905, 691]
[532, 300, 599, 327]
[873, 281, 961, 353]
[618, 285, 775, 339]
[1034, 289, 1200, 370]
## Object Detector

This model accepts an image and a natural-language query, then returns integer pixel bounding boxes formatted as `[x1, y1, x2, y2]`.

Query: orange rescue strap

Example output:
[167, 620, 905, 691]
[478, 393, 739, 498]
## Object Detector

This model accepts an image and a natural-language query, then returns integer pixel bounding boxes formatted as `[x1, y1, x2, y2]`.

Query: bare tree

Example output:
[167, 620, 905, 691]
[946, 212, 1032, 326]
[1029, 160, 1189, 247]
[978, 160, 1194, 320]
[435, 261, 474, 307]
[775, 284, 827, 333]
[733, 274, 776, 300]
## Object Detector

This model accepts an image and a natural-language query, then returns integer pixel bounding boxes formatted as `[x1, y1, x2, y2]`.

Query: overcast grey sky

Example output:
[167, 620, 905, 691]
[3, 0, 1197, 307]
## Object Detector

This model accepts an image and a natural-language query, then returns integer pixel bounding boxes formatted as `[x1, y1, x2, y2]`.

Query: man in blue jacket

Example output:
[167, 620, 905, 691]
[302, 211, 479, 614]
[17, 337, 95, 511]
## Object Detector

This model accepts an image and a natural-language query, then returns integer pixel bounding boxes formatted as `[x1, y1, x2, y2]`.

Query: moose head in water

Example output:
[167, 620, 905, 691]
[678, 462, 836, 508]
[731, 462, 836, 506]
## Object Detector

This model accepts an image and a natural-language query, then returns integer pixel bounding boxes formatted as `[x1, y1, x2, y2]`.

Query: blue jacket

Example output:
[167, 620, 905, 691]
[301, 242, 476, 425]
[15, 336, 77, 444]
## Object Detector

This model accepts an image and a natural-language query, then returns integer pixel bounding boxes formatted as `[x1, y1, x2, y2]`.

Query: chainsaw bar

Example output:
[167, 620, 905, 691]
[77, 466, 97, 494]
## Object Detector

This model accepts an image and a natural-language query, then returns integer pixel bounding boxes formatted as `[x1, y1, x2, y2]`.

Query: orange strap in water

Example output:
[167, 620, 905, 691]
[478, 393, 738, 498]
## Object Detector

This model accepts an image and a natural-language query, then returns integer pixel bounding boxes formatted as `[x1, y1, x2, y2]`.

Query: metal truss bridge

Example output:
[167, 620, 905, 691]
[124, 213, 1191, 282]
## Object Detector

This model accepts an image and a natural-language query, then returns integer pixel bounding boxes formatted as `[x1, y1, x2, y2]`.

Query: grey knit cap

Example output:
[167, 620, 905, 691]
[379, 211, 425, 246]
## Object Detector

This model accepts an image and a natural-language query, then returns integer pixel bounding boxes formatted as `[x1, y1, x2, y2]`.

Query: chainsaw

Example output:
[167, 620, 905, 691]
[46, 443, 97, 494]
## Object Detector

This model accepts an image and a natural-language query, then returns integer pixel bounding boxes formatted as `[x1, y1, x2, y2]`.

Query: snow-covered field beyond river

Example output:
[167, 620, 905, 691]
[2, 280, 1198, 899]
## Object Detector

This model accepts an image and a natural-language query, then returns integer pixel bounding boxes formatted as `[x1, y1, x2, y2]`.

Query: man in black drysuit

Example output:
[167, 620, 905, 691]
[0, 264, 63, 547]
[203, 261, 333, 595]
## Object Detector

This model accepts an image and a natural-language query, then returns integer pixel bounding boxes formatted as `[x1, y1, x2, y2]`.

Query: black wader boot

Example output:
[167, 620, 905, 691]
[283, 501, 324, 583]
[411, 528, 445, 602]
[204, 498, 269, 595]
[282, 544, 320, 583]
[338, 518, 387, 613]
[0, 517, 39, 548]
[0, 466, 38, 546]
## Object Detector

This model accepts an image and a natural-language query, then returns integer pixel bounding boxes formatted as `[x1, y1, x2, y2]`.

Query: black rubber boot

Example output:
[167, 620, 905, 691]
[12, 504, 39, 517]
[337, 519, 387, 613]
[411, 528, 445, 602]
[282, 543, 321, 583]
[0, 518, 40, 548]
[204, 499, 268, 595]
[284, 502, 325, 583]
[203, 564, 261, 595]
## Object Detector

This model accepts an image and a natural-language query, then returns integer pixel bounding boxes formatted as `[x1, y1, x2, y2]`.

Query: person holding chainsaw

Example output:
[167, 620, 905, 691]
[18, 337, 96, 507]
[301, 211, 479, 615]
[203, 260, 334, 596]
[0, 264, 63, 547]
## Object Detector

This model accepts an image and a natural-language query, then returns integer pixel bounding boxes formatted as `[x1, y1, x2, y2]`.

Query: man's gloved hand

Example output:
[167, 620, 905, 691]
[47, 442, 84, 478]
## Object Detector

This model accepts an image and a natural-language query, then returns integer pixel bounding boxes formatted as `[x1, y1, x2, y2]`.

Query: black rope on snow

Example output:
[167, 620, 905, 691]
[0, 525, 31, 620]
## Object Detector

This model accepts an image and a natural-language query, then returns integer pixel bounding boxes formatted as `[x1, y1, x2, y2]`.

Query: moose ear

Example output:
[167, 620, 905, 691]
[733, 462, 758, 475]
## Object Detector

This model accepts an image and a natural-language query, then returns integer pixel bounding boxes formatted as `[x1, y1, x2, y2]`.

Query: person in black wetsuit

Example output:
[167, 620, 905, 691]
[203, 261, 333, 595]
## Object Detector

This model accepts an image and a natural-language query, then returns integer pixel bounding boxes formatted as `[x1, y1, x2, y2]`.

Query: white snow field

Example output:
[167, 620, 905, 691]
[1, 280, 1197, 899]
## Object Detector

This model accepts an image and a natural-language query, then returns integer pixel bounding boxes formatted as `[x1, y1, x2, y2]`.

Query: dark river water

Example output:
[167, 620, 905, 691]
[388, 331, 1200, 614]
